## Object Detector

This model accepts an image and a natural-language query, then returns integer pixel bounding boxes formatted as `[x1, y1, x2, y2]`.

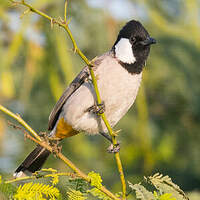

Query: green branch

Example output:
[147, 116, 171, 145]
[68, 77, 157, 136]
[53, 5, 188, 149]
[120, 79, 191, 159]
[0, 104, 119, 200]
[0, 105, 41, 141]
[9, 0, 127, 199]
[6, 170, 75, 184]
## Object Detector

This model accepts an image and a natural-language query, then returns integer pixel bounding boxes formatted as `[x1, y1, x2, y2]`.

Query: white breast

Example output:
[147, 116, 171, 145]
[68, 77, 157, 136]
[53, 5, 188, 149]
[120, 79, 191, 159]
[63, 53, 142, 134]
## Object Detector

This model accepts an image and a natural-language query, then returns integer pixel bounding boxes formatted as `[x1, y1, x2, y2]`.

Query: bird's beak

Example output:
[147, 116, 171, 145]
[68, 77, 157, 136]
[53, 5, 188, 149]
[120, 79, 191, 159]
[139, 37, 156, 46]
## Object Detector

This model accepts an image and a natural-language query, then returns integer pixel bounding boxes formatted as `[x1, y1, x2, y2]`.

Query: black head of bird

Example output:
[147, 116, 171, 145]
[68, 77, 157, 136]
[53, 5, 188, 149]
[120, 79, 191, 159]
[113, 20, 156, 74]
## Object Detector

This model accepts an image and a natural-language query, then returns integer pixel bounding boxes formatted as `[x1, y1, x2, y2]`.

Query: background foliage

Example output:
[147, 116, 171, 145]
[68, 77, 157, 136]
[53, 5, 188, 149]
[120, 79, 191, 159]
[0, 0, 200, 199]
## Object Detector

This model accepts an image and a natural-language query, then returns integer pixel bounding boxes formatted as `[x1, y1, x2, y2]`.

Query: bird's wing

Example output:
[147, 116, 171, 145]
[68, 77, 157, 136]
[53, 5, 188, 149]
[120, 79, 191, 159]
[48, 66, 89, 131]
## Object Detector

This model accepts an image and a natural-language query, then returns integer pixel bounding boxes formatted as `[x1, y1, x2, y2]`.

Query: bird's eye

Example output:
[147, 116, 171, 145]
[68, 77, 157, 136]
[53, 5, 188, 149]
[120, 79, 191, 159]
[130, 36, 136, 44]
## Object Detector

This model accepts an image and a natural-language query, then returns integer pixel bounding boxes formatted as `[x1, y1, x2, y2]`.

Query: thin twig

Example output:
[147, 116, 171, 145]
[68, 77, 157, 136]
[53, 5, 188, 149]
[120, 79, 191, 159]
[6, 172, 76, 184]
[0, 105, 41, 141]
[0, 104, 119, 200]
[9, 0, 127, 198]
[64, 0, 67, 23]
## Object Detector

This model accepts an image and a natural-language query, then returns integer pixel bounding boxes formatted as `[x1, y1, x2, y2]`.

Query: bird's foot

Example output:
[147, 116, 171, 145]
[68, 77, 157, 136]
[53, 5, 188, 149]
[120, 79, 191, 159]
[99, 132, 120, 153]
[52, 143, 62, 155]
[87, 102, 105, 115]
[107, 142, 120, 153]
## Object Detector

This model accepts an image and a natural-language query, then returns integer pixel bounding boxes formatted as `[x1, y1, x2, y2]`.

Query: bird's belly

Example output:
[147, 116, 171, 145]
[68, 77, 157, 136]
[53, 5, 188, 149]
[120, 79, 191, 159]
[97, 66, 142, 131]
[63, 58, 142, 134]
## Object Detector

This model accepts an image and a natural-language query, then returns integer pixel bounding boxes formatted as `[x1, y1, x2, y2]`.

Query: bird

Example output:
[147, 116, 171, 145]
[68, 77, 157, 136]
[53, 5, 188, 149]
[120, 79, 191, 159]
[13, 20, 156, 178]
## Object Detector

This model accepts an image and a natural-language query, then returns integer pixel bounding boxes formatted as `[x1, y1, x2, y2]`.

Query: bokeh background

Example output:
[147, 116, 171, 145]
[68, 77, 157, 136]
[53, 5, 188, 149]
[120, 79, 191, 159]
[0, 0, 200, 198]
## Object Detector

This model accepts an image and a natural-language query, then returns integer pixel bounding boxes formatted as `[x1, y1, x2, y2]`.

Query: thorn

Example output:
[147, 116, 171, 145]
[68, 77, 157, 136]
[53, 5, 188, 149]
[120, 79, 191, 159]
[88, 62, 94, 69]
[91, 56, 98, 61]
[69, 48, 77, 54]
[10, 1, 20, 7]
[66, 18, 72, 25]
[16, 113, 21, 118]
[58, 16, 65, 24]
[50, 18, 55, 29]
[20, 8, 30, 19]
[73, 47, 77, 53]
[112, 132, 117, 137]
[90, 57, 98, 65]
[113, 129, 121, 136]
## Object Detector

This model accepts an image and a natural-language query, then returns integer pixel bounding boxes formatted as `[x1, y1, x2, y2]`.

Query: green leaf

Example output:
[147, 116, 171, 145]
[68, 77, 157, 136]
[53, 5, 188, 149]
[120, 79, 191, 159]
[87, 188, 111, 200]
[67, 188, 87, 200]
[0, 182, 17, 199]
[88, 171, 102, 189]
[51, 175, 59, 186]
[128, 181, 155, 200]
[14, 182, 60, 200]
[69, 178, 88, 193]
[147, 173, 189, 200]
[159, 193, 176, 200]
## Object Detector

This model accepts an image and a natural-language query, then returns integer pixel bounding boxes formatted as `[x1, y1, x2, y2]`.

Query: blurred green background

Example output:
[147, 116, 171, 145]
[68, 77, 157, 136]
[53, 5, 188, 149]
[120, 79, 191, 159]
[0, 0, 200, 198]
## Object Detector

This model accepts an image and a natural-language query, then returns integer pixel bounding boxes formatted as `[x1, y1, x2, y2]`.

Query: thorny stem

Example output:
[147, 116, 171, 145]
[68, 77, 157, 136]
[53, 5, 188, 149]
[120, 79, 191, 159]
[6, 172, 75, 184]
[0, 105, 41, 142]
[0, 104, 119, 200]
[9, 0, 127, 199]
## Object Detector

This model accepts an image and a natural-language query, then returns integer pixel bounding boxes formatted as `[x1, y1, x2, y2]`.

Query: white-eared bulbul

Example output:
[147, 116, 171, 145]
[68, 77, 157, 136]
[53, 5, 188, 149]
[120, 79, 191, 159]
[14, 20, 156, 178]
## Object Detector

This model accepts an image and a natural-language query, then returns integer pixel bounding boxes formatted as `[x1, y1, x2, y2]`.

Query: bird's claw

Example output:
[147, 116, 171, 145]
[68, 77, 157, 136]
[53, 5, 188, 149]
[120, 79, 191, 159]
[107, 142, 120, 153]
[87, 102, 105, 115]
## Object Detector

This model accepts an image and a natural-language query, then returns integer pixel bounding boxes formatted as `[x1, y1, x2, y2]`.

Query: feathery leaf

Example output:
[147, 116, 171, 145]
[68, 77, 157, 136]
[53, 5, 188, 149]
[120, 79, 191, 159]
[14, 182, 60, 200]
[128, 182, 154, 200]
[87, 188, 111, 200]
[67, 188, 87, 200]
[147, 173, 189, 200]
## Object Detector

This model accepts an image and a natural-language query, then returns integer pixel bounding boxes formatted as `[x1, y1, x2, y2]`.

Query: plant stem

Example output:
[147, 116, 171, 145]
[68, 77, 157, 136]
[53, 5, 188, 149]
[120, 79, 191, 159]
[64, 0, 67, 23]
[0, 104, 119, 200]
[6, 172, 74, 184]
[10, 0, 127, 198]
[0, 105, 41, 142]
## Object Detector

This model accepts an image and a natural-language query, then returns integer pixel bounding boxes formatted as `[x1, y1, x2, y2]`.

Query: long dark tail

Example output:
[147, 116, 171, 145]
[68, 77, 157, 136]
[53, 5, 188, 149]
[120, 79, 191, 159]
[13, 145, 51, 178]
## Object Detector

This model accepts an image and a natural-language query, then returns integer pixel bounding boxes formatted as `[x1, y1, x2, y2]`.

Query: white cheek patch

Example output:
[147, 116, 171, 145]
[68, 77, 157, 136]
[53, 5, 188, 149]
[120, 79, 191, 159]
[115, 38, 136, 64]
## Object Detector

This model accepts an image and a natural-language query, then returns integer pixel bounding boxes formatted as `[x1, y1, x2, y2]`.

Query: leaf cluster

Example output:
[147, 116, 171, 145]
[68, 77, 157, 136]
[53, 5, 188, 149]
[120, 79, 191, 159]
[128, 173, 189, 200]
[0, 178, 17, 199]
[14, 182, 60, 200]
[0, 170, 113, 200]
[0, 172, 191, 200]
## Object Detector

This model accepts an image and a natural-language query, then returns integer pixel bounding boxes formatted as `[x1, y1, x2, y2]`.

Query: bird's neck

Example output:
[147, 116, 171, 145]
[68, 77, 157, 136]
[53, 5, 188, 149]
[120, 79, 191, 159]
[111, 49, 145, 74]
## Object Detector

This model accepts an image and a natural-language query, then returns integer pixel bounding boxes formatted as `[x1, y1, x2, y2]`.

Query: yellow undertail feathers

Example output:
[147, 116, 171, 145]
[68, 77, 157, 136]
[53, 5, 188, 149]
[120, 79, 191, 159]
[55, 117, 78, 139]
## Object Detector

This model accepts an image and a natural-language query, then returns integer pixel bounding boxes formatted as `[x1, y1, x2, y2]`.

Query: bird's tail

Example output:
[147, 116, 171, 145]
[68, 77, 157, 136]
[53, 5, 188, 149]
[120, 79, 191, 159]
[13, 145, 51, 178]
